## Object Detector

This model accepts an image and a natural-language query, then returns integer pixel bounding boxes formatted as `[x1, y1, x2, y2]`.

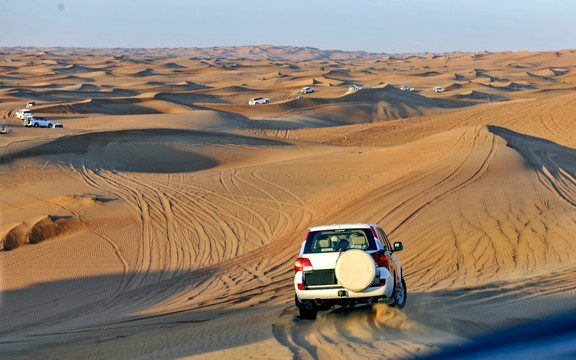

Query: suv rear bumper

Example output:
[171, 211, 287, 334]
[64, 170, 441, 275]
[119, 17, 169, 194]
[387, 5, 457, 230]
[295, 284, 390, 300]
[294, 268, 394, 301]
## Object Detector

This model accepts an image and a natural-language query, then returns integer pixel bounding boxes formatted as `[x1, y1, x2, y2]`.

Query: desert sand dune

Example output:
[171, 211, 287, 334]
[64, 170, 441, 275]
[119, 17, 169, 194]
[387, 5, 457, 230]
[197, 85, 257, 95]
[34, 98, 167, 116]
[484, 81, 538, 91]
[54, 64, 102, 74]
[48, 73, 105, 82]
[1, 47, 576, 360]
[449, 90, 509, 101]
[65, 83, 101, 91]
[196, 86, 473, 127]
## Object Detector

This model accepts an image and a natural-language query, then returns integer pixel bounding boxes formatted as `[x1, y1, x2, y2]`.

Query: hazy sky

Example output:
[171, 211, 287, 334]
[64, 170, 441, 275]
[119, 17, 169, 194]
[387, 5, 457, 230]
[1, 0, 574, 53]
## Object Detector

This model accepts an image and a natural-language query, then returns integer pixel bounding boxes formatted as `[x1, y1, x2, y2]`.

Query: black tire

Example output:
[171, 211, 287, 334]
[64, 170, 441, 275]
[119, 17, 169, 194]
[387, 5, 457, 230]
[299, 307, 317, 320]
[296, 296, 317, 320]
[48, 124, 53, 128]
[34, 123, 39, 128]
[390, 276, 407, 309]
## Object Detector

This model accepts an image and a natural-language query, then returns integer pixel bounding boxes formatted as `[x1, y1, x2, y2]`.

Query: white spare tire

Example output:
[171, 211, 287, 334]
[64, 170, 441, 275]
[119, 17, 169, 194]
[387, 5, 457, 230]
[335, 249, 376, 292]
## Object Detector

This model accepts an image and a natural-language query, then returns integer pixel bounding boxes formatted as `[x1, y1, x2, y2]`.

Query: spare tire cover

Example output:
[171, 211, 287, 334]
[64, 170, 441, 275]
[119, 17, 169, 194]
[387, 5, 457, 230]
[335, 249, 376, 292]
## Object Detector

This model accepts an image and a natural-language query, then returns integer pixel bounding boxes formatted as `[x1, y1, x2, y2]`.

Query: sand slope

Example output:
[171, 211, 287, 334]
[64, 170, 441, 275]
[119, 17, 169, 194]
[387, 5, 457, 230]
[1, 47, 576, 360]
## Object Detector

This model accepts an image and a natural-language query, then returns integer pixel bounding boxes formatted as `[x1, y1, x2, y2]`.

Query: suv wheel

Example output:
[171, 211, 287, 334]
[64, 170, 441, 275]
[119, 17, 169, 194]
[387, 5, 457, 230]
[299, 307, 317, 320]
[34, 123, 39, 128]
[390, 276, 407, 309]
[296, 296, 317, 320]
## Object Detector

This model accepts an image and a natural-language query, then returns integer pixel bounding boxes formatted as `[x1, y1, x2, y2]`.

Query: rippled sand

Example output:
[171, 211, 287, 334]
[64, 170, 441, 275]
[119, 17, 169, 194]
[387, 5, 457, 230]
[1, 47, 576, 359]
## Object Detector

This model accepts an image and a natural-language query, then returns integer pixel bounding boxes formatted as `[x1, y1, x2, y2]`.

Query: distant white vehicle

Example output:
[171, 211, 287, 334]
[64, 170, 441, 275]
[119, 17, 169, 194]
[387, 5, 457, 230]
[400, 86, 409, 91]
[25, 116, 54, 128]
[433, 87, 446, 93]
[53, 123, 64, 129]
[26, 101, 37, 108]
[301, 87, 315, 94]
[346, 84, 363, 94]
[409, 88, 416, 92]
[248, 97, 270, 105]
[15, 108, 33, 120]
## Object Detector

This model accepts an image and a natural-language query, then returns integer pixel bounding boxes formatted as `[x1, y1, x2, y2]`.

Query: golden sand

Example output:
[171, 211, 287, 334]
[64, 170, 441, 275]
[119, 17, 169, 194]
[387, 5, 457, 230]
[1, 47, 576, 359]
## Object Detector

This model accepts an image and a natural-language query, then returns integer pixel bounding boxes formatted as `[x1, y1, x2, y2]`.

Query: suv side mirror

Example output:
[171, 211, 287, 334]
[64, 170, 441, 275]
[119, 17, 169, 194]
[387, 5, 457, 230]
[393, 242, 404, 252]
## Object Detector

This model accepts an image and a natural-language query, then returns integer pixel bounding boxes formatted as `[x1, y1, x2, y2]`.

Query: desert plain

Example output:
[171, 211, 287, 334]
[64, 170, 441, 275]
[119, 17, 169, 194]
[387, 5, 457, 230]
[1, 46, 576, 359]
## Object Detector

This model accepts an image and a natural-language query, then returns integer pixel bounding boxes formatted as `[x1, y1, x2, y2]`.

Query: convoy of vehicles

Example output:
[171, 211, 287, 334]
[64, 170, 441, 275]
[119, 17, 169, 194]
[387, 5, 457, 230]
[13, 103, 62, 129]
[13, 82, 445, 133]
[245, 83, 442, 108]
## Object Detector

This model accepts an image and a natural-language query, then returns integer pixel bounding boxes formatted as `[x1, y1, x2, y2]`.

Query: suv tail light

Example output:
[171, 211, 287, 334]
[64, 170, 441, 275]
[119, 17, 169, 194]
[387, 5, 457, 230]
[372, 251, 389, 268]
[294, 257, 312, 272]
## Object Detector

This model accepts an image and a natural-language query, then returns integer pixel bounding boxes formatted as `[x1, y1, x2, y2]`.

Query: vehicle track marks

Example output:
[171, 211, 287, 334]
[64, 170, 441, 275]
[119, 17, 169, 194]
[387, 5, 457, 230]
[76, 161, 313, 314]
[398, 129, 495, 231]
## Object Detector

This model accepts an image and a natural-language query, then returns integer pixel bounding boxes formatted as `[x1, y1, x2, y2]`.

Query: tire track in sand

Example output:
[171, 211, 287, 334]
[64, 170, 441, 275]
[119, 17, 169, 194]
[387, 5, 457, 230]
[16, 190, 133, 326]
[383, 126, 497, 235]
[77, 163, 312, 315]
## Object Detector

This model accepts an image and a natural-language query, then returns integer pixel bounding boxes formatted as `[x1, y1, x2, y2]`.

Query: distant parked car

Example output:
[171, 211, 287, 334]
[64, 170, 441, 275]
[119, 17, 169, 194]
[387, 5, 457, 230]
[25, 117, 54, 128]
[433, 87, 446, 93]
[346, 85, 363, 94]
[301, 87, 315, 94]
[248, 97, 270, 105]
[400, 86, 409, 91]
[15, 108, 33, 120]
[26, 101, 37, 107]
[409, 88, 416, 92]
[53, 123, 64, 129]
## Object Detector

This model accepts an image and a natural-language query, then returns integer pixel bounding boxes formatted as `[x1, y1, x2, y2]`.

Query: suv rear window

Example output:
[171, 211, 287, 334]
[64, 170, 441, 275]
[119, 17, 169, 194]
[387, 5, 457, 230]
[303, 228, 377, 254]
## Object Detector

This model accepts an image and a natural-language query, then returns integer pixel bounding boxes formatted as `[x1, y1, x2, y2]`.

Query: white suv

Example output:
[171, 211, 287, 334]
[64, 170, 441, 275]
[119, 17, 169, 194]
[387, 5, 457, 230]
[301, 87, 314, 94]
[25, 117, 54, 128]
[294, 223, 406, 319]
[248, 97, 270, 105]
[15, 108, 33, 120]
